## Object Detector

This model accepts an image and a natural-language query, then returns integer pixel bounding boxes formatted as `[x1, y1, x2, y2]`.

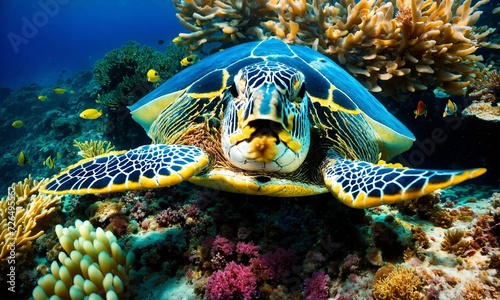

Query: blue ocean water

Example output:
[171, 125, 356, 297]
[0, 0, 184, 90]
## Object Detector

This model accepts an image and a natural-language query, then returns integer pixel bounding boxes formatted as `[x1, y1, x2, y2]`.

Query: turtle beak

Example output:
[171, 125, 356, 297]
[241, 84, 292, 134]
[232, 84, 301, 154]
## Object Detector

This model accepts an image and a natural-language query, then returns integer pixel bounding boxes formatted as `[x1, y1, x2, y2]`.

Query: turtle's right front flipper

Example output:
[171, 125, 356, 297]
[322, 155, 486, 209]
[40, 144, 210, 195]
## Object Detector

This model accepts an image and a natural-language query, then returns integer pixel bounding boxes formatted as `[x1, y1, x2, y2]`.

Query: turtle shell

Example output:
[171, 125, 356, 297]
[129, 39, 415, 160]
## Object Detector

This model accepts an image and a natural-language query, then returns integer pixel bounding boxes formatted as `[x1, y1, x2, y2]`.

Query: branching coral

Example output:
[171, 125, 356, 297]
[173, 0, 497, 97]
[73, 139, 119, 159]
[32, 220, 135, 300]
[0, 176, 61, 262]
[372, 264, 424, 300]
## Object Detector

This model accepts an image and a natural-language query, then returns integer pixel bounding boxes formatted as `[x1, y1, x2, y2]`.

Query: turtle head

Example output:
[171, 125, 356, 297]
[222, 61, 310, 173]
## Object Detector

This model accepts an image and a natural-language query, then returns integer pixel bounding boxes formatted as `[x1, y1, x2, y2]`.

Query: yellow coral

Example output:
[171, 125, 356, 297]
[0, 176, 61, 262]
[32, 220, 134, 300]
[440, 227, 470, 256]
[73, 139, 118, 158]
[173, 0, 498, 97]
[373, 264, 424, 300]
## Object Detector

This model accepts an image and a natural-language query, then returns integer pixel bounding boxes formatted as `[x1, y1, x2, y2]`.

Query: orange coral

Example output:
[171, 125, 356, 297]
[172, 0, 498, 97]
[372, 264, 425, 300]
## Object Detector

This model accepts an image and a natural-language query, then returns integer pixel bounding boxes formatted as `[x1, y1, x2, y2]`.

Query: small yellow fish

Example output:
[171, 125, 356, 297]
[172, 36, 181, 43]
[18, 151, 29, 166]
[443, 99, 457, 117]
[38, 95, 47, 101]
[180, 54, 197, 67]
[12, 120, 25, 128]
[53, 87, 66, 94]
[43, 155, 54, 169]
[147, 69, 160, 83]
[80, 108, 103, 120]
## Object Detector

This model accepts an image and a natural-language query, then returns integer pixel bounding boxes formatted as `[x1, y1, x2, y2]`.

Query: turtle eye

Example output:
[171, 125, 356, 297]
[293, 84, 306, 103]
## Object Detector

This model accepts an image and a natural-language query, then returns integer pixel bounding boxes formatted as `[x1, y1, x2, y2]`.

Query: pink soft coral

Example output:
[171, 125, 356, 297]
[303, 271, 330, 300]
[236, 241, 260, 257]
[211, 235, 235, 256]
[205, 262, 257, 300]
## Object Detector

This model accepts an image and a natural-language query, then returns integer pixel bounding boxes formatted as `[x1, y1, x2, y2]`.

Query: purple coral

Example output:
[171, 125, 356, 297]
[156, 207, 183, 227]
[303, 272, 330, 300]
[211, 235, 235, 256]
[236, 241, 260, 257]
[205, 262, 257, 300]
[250, 248, 294, 282]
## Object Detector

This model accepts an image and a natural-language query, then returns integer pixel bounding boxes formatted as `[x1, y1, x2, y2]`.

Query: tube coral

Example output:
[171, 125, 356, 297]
[173, 0, 498, 97]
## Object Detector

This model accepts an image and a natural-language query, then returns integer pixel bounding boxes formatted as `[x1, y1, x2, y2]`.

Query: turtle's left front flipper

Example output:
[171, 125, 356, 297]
[40, 144, 210, 195]
[322, 156, 486, 209]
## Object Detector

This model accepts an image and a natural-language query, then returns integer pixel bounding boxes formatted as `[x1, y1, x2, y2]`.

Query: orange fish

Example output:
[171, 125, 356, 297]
[414, 100, 427, 119]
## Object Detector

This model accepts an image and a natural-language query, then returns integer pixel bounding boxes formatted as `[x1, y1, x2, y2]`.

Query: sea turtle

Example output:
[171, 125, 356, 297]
[40, 39, 486, 208]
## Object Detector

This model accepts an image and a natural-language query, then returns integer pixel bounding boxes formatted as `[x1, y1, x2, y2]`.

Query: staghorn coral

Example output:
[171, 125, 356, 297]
[173, 0, 498, 97]
[73, 139, 119, 159]
[0, 176, 61, 262]
[32, 220, 134, 300]
[372, 264, 425, 300]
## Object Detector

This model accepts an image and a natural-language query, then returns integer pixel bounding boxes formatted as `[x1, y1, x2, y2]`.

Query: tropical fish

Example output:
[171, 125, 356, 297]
[172, 37, 181, 43]
[70, 90, 75, 94]
[180, 54, 197, 67]
[43, 155, 54, 169]
[38, 95, 47, 101]
[53, 87, 66, 94]
[147, 69, 160, 83]
[12, 120, 24, 128]
[414, 100, 427, 119]
[17, 151, 29, 166]
[79, 108, 103, 120]
[443, 99, 457, 117]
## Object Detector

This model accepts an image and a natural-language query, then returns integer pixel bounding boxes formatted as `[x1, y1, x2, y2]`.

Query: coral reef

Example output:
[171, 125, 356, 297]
[32, 220, 134, 300]
[0, 176, 61, 296]
[372, 264, 424, 300]
[205, 262, 257, 300]
[173, 0, 498, 96]
[0, 176, 61, 262]
[93, 41, 187, 108]
[440, 227, 470, 256]
[73, 139, 118, 159]
[303, 271, 330, 300]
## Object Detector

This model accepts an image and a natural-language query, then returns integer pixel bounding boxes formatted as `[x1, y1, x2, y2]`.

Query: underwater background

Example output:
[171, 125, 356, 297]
[0, 0, 499, 299]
